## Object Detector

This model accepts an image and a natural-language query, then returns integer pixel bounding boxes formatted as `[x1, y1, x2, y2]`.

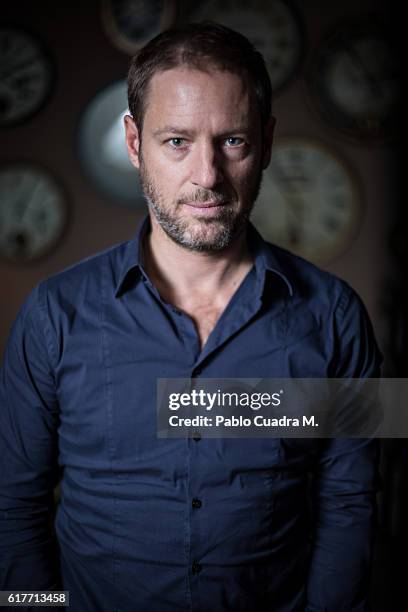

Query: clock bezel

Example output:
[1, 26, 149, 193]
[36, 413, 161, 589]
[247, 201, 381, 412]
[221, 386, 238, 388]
[178, 0, 306, 94]
[101, 0, 178, 55]
[305, 16, 401, 145]
[76, 78, 146, 208]
[0, 25, 55, 128]
[0, 161, 69, 265]
[253, 136, 363, 264]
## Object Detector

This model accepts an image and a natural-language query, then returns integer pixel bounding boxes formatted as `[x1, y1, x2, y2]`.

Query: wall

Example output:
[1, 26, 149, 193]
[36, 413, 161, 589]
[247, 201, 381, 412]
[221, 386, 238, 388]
[0, 1, 404, 609]
[0, 0, 400, 364]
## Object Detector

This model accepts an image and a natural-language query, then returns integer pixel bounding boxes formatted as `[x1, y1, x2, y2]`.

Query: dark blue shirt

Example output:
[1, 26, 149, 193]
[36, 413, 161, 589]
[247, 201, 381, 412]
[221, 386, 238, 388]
[0, 217, 381, 611]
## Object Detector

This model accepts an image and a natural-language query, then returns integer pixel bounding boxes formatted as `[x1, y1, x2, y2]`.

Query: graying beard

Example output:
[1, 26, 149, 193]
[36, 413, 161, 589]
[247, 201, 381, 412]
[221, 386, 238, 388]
[144, 193, 240, 252]
[139, 152, 263, 252]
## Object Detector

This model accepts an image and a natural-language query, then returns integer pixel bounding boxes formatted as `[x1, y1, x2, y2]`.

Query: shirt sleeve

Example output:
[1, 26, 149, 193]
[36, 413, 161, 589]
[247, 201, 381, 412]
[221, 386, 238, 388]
[0, 282, 61, 593]
[306, 283, 383, 611]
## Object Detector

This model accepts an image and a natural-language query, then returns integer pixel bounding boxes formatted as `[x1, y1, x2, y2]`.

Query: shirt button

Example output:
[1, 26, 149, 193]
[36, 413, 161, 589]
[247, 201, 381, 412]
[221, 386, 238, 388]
[192, 561, 202, 574]
[192, 498, 202, 509]
[192, 431, 201, 441]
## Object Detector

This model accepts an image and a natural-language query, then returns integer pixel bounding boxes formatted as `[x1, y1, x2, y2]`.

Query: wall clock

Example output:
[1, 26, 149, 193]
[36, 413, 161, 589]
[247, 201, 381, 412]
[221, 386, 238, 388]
[77, 79, 144, 207]
[101, 0, 177, 54]
[251, 139, 361, 264]
[184, 0, 304, 91]
[0, 27, 54, 127]
[0, 164, 67, 263]
[307, 19, 401, 143]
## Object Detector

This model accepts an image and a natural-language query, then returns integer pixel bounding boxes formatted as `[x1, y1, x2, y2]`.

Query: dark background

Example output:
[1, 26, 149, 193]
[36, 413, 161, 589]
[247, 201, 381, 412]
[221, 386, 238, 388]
[1, 1, 406, 609]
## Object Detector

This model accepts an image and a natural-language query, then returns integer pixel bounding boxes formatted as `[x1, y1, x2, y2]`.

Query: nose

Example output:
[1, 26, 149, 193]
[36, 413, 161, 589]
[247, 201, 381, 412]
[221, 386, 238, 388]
[190, 141, 223, 190]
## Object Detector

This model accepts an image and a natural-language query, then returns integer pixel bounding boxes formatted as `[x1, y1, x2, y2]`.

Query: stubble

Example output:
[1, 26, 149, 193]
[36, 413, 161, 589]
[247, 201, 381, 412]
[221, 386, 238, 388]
[138, 149, 263, 252]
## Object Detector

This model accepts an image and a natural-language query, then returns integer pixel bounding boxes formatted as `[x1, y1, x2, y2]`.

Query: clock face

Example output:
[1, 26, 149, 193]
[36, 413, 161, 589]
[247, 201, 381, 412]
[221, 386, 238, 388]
[0, 27, 54, 127]
[185, 0, 303, 91]
[307, 21, 401, 142]
[0, 165, 67, 263]
[77, 80, 145, 207]
[101, 0, 177, 54]
[252, 139, 361, 264]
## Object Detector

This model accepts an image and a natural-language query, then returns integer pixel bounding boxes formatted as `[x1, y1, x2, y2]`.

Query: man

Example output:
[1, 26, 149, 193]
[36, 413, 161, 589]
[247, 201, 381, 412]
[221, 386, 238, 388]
[0, 22, 381, 612]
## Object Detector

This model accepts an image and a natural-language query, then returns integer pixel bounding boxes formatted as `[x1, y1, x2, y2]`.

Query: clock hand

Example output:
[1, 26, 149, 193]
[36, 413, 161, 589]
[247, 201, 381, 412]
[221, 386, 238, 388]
[0, 57, 39, 82]
[13, 180, 42, 223]
[13, 196, 30, 222]
[272, 161, 297, 195]
[272, 162, 308, 213]
[271, 168, 304, 240]
[344, 43, 387, 99]
[271, 161, 308, 246]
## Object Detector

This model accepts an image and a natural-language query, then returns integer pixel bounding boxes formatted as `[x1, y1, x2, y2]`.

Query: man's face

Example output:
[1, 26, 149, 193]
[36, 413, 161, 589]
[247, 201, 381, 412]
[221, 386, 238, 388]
[125, 66, 273, 251]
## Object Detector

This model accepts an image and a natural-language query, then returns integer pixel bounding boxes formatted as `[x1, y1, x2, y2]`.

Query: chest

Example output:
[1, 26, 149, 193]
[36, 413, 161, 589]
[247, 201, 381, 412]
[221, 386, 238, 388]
[184, 301, 225, 349]
[54, 290, 329, 468]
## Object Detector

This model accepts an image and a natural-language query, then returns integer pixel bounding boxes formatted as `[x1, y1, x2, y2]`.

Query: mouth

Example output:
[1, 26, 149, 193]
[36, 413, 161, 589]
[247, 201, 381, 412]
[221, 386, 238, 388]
[181, 201, 228, 217]
[182, 201, 227, 209]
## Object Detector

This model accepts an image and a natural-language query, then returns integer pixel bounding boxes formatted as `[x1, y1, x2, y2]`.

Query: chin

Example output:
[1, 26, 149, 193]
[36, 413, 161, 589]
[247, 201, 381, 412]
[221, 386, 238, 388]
[172, 225, 239, 252]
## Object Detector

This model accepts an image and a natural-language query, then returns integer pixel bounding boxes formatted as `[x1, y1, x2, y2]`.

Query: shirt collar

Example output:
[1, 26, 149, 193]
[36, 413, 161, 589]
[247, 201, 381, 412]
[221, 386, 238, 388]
[115, 215, 293, 298]
[247, 222, 294, 297]
[115, 215, 150, 297]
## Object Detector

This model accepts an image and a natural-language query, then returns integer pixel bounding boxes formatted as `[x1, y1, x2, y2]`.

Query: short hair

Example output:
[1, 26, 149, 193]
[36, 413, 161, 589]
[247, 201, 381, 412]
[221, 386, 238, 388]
[127, 21, 272, 133]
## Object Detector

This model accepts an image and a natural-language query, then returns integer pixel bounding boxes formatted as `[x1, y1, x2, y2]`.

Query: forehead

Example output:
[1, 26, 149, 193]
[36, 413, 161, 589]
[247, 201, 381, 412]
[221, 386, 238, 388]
[143, 67, 255, 131]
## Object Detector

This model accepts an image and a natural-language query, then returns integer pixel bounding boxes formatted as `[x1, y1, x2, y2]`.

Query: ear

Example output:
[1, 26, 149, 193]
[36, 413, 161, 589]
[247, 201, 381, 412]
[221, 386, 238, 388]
[261, 116, 276, 170]
[124, 114, 141, 170]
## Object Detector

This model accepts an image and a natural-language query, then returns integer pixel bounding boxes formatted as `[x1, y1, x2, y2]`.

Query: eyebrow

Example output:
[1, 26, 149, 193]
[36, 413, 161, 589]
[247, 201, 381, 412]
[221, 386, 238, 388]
[153, 127, 193, 138]
[153, 126, 251, 138]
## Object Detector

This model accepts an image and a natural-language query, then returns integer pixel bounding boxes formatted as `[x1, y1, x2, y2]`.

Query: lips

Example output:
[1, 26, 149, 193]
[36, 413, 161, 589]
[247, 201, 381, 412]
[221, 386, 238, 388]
[183, 201, 226, 208]
[180, 201, 228, 217]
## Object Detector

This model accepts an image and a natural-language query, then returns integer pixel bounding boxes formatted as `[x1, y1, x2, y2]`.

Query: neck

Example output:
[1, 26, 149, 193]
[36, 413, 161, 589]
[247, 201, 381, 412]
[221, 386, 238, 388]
[142, 214, 253, 301]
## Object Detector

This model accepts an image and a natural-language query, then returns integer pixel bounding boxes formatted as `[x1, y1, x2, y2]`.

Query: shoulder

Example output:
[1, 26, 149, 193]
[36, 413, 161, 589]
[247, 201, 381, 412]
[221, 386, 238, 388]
[8, 240, 134, 368]
[17, 239, 133, 336]
[264, 241, 354, 314]
[263, 242, 382, 376]
[42, 239, 131, 298]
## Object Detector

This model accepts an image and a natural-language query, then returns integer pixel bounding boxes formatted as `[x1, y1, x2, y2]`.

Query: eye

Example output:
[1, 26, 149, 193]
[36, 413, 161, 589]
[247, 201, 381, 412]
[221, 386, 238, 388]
[167, 137, 186, 148]
[224, 137, 245, 147]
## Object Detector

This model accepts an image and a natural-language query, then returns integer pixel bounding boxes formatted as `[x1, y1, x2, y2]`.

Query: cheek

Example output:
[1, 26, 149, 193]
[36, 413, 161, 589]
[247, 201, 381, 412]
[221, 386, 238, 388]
[229, 158, 261, 189]
[148, 150, 185, 184]
[149, 169, 188, 208]
[142, 153, 173, 189]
